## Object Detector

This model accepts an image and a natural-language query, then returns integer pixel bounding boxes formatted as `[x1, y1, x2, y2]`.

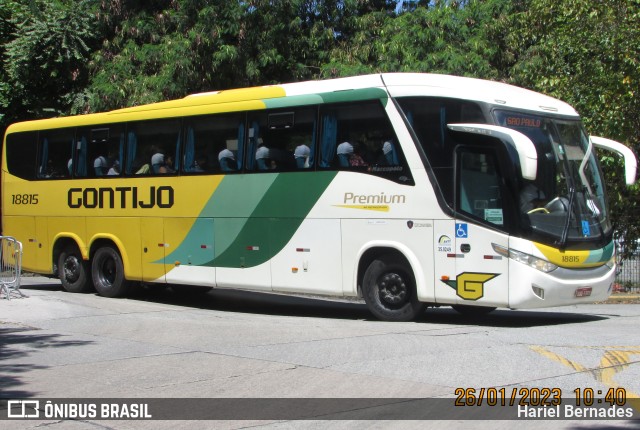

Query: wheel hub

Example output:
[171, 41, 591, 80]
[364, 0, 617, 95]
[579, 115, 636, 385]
[379, 273, 408, 305]
[63, 256, 80, 282]
[100, 259, 116, 286]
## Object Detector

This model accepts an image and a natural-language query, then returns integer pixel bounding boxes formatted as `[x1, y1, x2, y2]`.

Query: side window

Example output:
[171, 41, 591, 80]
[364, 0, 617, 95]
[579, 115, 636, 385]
[398, 97, 487, 205]
[456, 148, 505, 227]
[76, 125, 125, 177]
[182, 113, 245, 174]
[125, 119, 181, 175]
[6, 132, 37, 180]
[38, 128, 75, 179]
[319, 101, 412, 184]
[246, 107, 316, 172]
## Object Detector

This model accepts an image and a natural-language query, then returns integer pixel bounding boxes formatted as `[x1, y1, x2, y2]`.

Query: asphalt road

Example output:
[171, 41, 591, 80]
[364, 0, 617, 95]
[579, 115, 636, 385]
[1, 277, 639, 429]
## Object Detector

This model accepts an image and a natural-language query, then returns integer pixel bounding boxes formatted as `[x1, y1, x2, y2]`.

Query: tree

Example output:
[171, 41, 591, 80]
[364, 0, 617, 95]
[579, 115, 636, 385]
[1, 0, 99, 127]
[0, 0, 22, 117]
[506, 0, 640, 256]
[321, 0, 513, 79]
[86, 1, 407, 112]
[87, 1, 336, 111]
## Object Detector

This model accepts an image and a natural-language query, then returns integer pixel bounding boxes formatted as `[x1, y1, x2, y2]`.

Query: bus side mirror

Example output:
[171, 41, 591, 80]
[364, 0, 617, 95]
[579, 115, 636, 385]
[447, 124, 538, 181]
[590, 136, 637, 185]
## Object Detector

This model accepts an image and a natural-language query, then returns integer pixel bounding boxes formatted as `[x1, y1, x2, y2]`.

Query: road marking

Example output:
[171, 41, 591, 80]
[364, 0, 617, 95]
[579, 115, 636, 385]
[529, 345, 640, 398]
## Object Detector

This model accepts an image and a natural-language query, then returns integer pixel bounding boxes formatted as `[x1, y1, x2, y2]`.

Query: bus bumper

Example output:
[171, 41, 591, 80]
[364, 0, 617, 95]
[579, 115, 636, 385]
[508, 261, 615, 309]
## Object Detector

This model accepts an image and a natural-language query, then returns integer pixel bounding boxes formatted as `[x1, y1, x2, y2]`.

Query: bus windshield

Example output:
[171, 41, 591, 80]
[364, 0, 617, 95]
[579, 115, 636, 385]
[495, 110, 612, 245]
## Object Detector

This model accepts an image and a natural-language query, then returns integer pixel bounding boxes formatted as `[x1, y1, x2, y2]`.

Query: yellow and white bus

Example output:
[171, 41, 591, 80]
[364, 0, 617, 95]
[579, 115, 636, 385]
[2, 73, 637, 321]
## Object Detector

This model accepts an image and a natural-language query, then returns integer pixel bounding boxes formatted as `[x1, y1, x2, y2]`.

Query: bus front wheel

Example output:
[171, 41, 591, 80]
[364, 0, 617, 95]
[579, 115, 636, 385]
[362, 254, 426, 322]
[58, 246, 93, 293]
[92, 246, 129, 298]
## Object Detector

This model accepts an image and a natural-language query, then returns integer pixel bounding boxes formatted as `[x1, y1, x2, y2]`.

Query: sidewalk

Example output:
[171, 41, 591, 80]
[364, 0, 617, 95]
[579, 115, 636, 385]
[606, 291, 640, 304]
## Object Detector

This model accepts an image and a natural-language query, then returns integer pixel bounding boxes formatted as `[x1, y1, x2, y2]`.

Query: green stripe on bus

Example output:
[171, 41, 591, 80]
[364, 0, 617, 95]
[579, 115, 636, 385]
[263, 94, 324, 109]
[319, 88, 388, 106]
[164, 171, 337, 268]
[584, 241, 615, 265]
[210, 171, 337, 268]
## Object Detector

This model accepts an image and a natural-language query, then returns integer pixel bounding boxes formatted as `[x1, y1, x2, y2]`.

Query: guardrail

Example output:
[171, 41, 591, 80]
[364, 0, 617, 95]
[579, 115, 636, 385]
[0, 236, 26, 300]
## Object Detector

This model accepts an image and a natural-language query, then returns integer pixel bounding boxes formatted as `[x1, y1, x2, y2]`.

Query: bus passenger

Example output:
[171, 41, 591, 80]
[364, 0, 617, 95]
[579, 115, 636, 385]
[94, 154, 108, 176]
[107, 160, 120, 175]
[294, 144, 310, 169]
[349, 143, 367, 167]
[336, 141, 353, 167]
[382, 140, 396, 165]
[193, 154, 208, 172]
[519, 182, 546, 213]
[255, 143, 270, 170]
[151, 152, 175, 174]
[218, 148, 236, 172]
[151, 151, 164, 173]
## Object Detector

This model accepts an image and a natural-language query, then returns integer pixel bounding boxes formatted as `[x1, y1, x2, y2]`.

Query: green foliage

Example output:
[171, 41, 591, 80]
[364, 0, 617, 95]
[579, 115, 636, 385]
[0, 0, 27, 122]
[2, 0, 99, 123]
[87, 1, 355, 111]
[321, 0, 513, 79]
[506, 0, 640, 255]
[1, 0, 639, 248]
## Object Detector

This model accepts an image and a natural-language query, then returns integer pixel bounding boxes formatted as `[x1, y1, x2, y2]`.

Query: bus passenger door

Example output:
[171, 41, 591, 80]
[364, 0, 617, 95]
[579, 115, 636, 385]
[450, 147, 510, 308]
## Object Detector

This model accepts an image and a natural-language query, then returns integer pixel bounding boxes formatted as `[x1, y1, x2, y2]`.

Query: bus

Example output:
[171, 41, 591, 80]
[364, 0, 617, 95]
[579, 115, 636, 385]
[2, 73, 637, 321]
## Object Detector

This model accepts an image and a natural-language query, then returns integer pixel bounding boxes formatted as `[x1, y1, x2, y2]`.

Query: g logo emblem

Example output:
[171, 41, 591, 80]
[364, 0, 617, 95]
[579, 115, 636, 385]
[442, 272, 499, 300]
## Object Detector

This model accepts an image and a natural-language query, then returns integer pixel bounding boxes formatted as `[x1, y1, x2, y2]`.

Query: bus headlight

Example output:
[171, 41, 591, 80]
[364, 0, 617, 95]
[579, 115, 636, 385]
[604, 252, 616, 270]
[492, 244, 558, 273]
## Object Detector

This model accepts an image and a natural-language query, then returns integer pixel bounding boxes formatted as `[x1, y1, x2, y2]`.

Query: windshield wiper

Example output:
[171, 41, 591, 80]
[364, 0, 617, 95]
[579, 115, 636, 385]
[558, 186, 576, 251]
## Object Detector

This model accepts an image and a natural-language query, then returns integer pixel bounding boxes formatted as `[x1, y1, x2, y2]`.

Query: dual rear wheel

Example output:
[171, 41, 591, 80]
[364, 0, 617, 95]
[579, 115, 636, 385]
[58, 244, 129, 298]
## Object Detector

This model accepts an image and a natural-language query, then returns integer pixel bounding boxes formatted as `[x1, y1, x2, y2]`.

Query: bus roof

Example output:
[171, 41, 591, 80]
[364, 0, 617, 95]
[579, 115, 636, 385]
[379, 73, 578, 116]
[5, 73, 578, 134]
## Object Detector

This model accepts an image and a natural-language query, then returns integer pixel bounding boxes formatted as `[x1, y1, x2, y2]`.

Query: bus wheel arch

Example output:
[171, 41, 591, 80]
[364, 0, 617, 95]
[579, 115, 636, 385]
[90, 240, 130, 298]
[54, 238, 93, 293]
[359, 248, 426, 321]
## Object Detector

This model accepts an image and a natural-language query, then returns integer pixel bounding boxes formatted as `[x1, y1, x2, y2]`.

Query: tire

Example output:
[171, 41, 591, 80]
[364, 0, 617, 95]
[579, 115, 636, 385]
[362, 254, 426, 322]
[92, 245, 130, 298]
[451, 304, 497, 316]
[58, 245, 93, 293]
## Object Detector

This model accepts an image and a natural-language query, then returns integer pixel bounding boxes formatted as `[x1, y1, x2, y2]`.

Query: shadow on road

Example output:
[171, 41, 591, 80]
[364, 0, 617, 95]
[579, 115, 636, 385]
[18, 282, 610, 328]
[0, 327, 94, 398]
[100, 283, 610, 328]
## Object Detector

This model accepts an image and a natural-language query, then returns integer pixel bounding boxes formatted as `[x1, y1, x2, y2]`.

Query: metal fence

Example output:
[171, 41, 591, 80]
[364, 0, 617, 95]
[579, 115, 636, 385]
[615, 256, 640, 293]
[0, 236, 25, 300]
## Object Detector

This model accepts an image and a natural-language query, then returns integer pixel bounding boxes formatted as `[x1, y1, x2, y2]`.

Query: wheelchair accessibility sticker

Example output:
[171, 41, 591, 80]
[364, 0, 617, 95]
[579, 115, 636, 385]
[455, 223, 468, 238]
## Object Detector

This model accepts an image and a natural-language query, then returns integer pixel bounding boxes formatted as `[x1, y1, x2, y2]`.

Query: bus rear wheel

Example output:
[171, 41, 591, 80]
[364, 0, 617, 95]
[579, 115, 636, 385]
[362, 254, 426, 322]
[92, 246, 129, 298]
[58, 246, 93, 293]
